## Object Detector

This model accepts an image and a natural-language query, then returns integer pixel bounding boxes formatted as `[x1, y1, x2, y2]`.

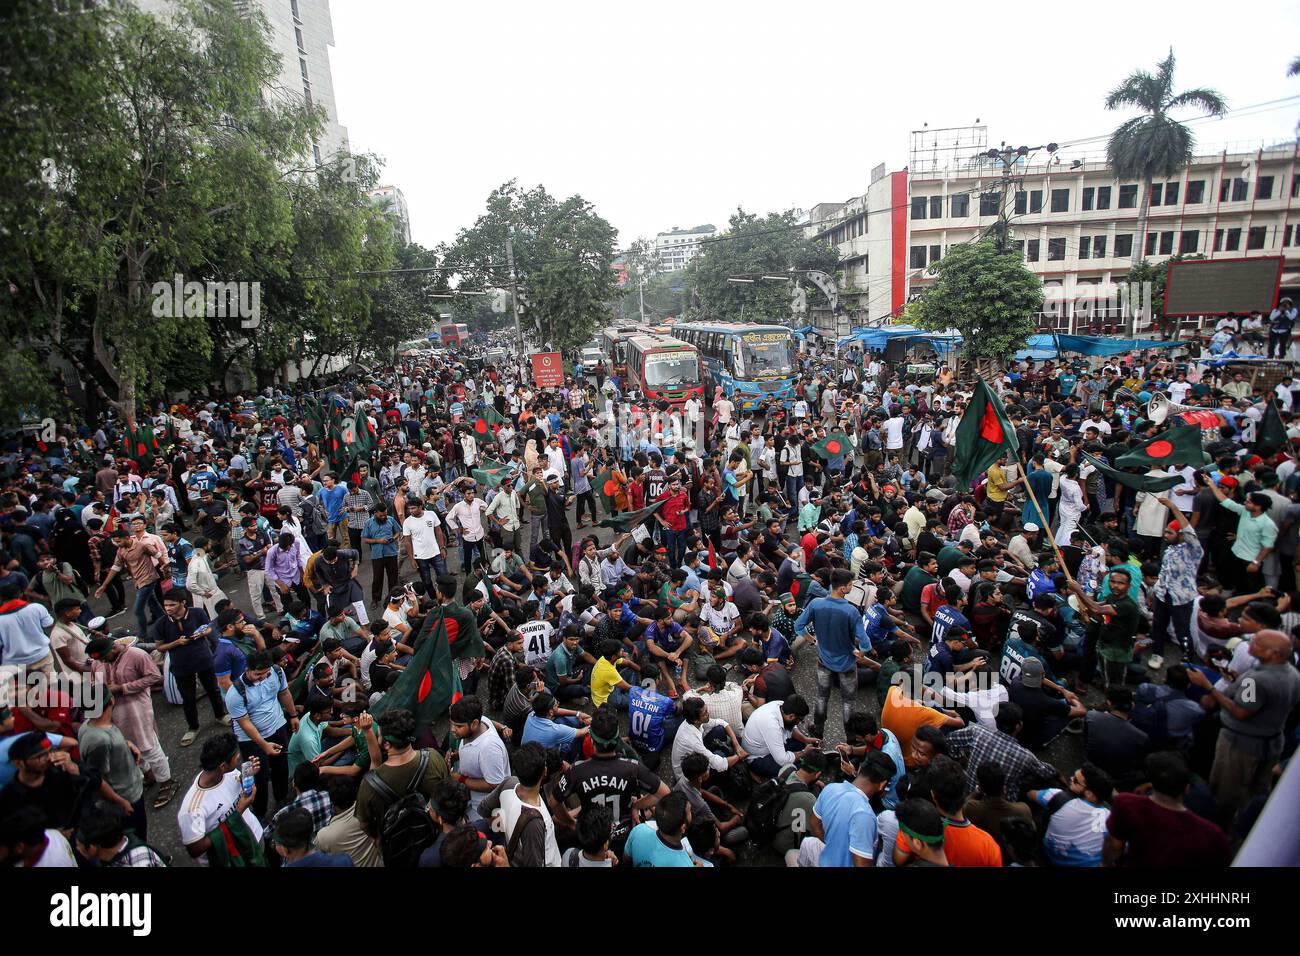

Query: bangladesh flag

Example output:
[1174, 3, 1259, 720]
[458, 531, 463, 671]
[595, 468, 621, 514]
[952, 378, 1019, 489]
[1081, 451, 1184, 494]
[472, 456, 512, 490]
[811, 430, 854, 460]
[303, 398, 327, 442]
[598, 498, 666, 532]
[469, 404, 509, 445]
[1254, 399, 1287, 453]
[371, 601, 483, 730]
[1113, 423, 1208, 470]
[119, 420, 160, 468]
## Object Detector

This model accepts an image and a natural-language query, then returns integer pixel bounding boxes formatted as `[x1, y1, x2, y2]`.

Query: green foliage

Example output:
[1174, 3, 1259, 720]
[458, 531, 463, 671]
[684, 209, 839, 321]
[0, 0, 420, 418]
[444, 181, 619, 351]
[911, 239, 1043, 364]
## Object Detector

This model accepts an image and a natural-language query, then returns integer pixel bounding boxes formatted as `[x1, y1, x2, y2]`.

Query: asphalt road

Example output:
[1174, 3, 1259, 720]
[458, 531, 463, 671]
[113, 498, 1100, 866]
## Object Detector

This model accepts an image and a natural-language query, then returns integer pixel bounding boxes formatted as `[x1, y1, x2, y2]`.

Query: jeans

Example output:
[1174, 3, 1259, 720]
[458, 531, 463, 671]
[414, 555, 447, 595]
[785, 473, 802, 513]
[1268, 329, 1291, 359]
[575, 490, 598, 525]
[460, 537, 488, 573]
[370, 555, 401, 605]
[132, 582, 165, 640]
[174, 667, 227, 731]
[814, 659, 859, 732]
[237, 723, 291, 819]
[662, 527, 686, 567]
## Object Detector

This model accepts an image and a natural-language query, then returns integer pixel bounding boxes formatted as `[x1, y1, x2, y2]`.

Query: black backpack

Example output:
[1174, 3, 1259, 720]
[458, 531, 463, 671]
[364, 751, 435, 868]
[744, 765, 803, 845]
[1131, 683, 1174, 746]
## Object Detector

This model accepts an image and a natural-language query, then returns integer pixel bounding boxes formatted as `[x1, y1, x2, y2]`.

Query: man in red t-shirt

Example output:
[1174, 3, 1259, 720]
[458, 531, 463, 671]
[1103, 751, 1230, 867]
[655, 477, 691, 567]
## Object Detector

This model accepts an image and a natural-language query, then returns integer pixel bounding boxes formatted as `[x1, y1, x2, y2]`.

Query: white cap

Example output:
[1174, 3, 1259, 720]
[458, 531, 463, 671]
[1023, 523, 1040, 532]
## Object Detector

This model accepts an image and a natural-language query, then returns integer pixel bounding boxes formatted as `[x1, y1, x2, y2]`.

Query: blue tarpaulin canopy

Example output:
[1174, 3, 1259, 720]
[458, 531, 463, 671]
[836, 325, 963, 355]
[1052, 334, 1180, 357]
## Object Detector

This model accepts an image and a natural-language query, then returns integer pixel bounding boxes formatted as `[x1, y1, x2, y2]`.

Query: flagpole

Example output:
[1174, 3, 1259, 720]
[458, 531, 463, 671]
[1016, 453, 1072, 576]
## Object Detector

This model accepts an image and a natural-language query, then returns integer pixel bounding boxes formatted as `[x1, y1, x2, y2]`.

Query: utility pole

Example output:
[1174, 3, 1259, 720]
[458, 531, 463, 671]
[505, 235, 524, 356]
[638, 273, 646, 323]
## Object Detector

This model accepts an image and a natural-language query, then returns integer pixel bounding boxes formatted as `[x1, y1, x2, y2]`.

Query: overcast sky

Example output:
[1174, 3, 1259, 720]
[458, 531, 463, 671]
[330, 0, 1300, 252]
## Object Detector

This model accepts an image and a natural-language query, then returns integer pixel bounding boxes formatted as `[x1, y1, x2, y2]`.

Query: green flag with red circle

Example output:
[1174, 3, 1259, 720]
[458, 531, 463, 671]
[811, 430, 853, 460]
[952, 378, 1020, 489]
[1113, 423, 1209, 470]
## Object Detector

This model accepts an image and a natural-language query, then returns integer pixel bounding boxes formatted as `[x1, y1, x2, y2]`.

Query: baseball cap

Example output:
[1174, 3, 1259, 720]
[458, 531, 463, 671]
[1021, 657, 1045, 689]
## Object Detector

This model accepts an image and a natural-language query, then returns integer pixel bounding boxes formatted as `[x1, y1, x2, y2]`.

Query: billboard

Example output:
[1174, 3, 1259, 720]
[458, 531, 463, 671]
[531, 352, 564, 387]
[1163, 256, 1283, 316]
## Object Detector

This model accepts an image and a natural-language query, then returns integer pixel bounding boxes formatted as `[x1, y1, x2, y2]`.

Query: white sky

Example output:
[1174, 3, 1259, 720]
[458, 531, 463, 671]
[329, 0, 1300, 251]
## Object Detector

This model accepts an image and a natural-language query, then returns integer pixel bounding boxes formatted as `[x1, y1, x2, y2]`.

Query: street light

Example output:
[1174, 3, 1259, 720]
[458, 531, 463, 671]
[727, 277, 755, 284]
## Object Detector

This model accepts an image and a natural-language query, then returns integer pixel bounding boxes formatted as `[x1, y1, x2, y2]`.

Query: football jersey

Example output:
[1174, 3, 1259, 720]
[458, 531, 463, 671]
[556, 754, 662, 842]
[627, 686, 675, 753]
[930, 604, 970, 645]
[518, 620, 554, 667]
[862, 603, 896, 651]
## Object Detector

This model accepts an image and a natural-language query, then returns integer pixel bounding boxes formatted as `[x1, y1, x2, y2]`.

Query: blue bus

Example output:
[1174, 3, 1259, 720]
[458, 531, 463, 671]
[671, 322, 797, 409]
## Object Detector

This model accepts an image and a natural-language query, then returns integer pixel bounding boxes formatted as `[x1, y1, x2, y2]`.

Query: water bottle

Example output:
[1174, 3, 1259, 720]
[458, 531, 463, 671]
[239, 760, 255, 797]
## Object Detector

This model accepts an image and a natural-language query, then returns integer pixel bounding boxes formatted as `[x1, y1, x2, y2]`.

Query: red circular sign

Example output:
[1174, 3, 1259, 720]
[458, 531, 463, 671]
[1147, 439, 1173, 458]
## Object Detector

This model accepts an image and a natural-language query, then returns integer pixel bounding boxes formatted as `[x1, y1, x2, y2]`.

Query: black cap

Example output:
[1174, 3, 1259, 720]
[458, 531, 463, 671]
[8, 732, 52, 762]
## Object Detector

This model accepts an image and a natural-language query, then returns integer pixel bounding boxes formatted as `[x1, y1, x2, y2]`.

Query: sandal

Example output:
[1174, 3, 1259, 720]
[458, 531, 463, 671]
[153, 781, 178, 809]
[180, 729, 199, 747]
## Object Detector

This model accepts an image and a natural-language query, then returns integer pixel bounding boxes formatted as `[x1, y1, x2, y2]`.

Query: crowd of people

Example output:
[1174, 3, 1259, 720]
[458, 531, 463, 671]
[1, 330, 1298, 869]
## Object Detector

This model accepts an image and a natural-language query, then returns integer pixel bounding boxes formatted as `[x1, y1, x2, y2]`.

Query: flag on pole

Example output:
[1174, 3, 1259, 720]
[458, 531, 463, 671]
[1080, 451, 1185, 494]
[119, 420, 160, 468]
[371, 601, 483, 729]
[469, 405, 508, 445]
[952, 378, 1019, 489]
[1113, 423, 1209, 470]
[471, 457, 513, 490]
[810, 430, 854, 460]
[1253, 399, 1287, 454]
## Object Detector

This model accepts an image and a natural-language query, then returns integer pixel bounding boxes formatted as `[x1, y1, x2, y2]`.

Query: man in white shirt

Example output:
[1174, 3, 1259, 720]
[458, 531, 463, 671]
[446, 484, 490, 572]
[881, 414, 905, 451]
[401, 499, 446, 592]
[177, 735, 264, 866]
[741, 696, 813, 779]
[671, 697, 747, 782]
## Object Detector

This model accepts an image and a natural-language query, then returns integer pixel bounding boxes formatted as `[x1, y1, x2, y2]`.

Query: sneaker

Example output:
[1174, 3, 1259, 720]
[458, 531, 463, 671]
[1147, 654, 1164, 670]
[180, 729, 199, 747]
[1064, 718, 1085, 735]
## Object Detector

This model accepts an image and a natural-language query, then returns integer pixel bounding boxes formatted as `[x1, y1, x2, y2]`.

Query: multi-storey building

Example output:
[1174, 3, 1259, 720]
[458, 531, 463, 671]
[652, 224, 717, 272]
[807, 141, 1300, 337]
[368, 185, 411, 244]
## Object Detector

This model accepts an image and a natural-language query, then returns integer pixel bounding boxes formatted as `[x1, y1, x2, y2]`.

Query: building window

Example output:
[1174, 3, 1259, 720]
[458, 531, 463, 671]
[1214, 229, 1224, 251]
[300, 58, 309, 81]
[1247, 226, 1267, 250]
[1159, 231, 1174, 255]
[929, 244, 941, 264]
[1097, 186, 1112, 210]
[1015, 240, 1024, 259]
[1047, 238, 1066, 261]
[929, 196, 943, 219]
[1079, 236, 1091, 259]
[1050, 188, 1069, 213]
[1026, 239, 1040, 262]
[909, 246, 927, 268]
[911, 197, 927, 219]
[295, 27, 305, 53]
[1179, 230, 1199, 253]
[1293, 176, 1300, 198]
[1082, 187, 1094, 211]
[1114, 234, 1132, 257]
[312, 143, 321, 165]
[1029, 190, 1043, 214]
[1014, 191, 1027, 215]
[1164, 182, 1179, 205]
[291, 0, 301, 20]
[980, 192, 1000, 217]
[1225, 227, 1241, 251]
[1150, 183, 1163, 207]
[1093, 236, 1107, 259]
[1145, 232, 1158, 256]
[1118, 185, 1138, 209]
[1284, 225, 1293, 247]
[1256, 176, 1274, 200]
[1220, 178, 1248, 202]
[1186, 180, 1205, 204]
[949, 194, 969, 218]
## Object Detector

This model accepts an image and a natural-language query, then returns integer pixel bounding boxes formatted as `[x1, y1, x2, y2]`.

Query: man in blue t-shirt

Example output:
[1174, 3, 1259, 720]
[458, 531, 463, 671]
[627, 684, 677, 763]
[809, 751, 895, 867]
[225, 649, 294, 817]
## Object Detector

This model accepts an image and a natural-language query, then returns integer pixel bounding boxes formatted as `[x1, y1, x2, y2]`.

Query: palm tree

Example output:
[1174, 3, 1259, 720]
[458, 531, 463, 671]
[1105, 51, 1227, 262]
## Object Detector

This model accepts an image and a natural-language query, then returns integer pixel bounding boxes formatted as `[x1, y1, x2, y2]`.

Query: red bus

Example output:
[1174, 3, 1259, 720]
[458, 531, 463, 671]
[600, 325, 642, 378]
[625, 333, 703, 407]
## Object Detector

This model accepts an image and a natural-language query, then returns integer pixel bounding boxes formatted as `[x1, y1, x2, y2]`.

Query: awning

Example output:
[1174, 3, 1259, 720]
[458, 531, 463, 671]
[1052, 334, 1181, 357]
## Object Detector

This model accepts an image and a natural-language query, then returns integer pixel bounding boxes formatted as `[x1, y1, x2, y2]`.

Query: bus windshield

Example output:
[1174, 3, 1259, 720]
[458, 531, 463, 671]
[740, 332, 792, 376]
[644, 351, 699, 387]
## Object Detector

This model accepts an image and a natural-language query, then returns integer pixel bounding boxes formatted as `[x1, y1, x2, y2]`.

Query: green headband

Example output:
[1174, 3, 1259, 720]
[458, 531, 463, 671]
[900, 821, 946, 845]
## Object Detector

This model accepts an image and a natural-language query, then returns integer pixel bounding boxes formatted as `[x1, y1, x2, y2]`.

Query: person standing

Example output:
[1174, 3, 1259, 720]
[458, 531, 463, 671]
[446, 484, 491, 573]
[1267, 297, 1296, 359]
[153, 593, 226, 747]
[95, 524, 169, 639]
[86, 636, 174, 808]
[224, 649, 297, 819]
[1202, 478, 1277, 595]
[793, 568, 866, 742]
[484, 480, 523, 554]
[1147, 498, 1202, 669]
[78, 693, 148, 838]
[362, 502, 403, 607]
[236, 518, 283, 624]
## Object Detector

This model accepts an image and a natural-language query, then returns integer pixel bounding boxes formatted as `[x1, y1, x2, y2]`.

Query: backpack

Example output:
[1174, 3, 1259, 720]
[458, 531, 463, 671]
[364, 751, 435, 868]
[744, 765, 804, 845]
[1131, 683, 1174, 746]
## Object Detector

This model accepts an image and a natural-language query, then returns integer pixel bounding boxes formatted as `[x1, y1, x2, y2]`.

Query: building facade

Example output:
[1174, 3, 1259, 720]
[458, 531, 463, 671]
[368, 185, 411, 244]
[807, 143, 1300, 337]
[137, 0, 350, 163]
[652, 224, 717, 272]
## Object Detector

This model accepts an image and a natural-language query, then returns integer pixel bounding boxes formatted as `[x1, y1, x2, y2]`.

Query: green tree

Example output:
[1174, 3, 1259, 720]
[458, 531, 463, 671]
[444, 181, 619, 351]
[684, 209, 838, 321]
[911, 238, 1043, 373]
[1105, 51, 1227, 262]
[1, 0, 321, 421]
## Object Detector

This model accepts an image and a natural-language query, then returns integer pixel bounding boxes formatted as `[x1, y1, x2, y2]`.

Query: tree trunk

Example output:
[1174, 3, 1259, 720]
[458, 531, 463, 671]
[1130, 175, 1154, 335]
